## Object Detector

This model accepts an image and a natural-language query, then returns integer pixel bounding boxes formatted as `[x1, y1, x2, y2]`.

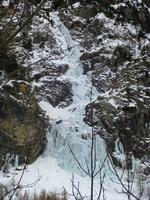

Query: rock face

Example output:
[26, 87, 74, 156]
[0, 0, 150, 171]
[116, 106, 150, 159]
[33, 63, 73, 108]
[39, 79, 72, 107]
[84, 97, 150, 162]
[0, 1, 73, 168]
[58, 0, 150, 167]
[0, 81, 47, 166]
[84, 97, 117, 153]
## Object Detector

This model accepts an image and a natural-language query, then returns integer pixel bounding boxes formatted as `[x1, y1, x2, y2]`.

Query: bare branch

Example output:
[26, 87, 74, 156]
[94, 155, 107, 178]
[1, 0, 47, 49]
[108, 154, 141, 200]
[85, 156, 90, 174]
[71, 173, 84, 200]
[68, 144, 90, 177]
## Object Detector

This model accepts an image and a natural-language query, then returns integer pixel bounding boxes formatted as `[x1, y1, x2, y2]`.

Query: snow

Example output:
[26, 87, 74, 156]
[2, 0, 10, 7]
[112, 3, 126, 9]
[128, 102, 136, 107]
[72, 2, 80, 9]
[0, 156, 128, 200]
[5, 80, 14, 87]
[0, 10, 148, 200]
[108, 98, 118, 109]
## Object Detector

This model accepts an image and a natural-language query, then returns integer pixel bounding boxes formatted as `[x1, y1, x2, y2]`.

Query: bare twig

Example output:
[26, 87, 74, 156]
[2, 159, 27, 200]
[68, 144, 90, 177]
[108, 154, 141, 200]
[1, 0, 47, 49]
[71, 173, 84, 200]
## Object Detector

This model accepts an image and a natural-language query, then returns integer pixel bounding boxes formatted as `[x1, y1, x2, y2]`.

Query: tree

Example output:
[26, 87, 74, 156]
[0, 0, 47, 52]
[68, 76, 149, 200]
[68, 78, 107, 200]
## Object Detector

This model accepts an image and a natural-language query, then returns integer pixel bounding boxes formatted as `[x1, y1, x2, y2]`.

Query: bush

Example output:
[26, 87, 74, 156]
[33, 190, 67, 200]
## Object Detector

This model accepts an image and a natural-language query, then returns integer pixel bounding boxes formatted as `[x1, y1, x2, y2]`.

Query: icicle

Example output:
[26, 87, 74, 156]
[14, 155, 19, 169]
[115, 138, 124, 155]
[114, 139, 126, 169]
[2, 153, 10, 174]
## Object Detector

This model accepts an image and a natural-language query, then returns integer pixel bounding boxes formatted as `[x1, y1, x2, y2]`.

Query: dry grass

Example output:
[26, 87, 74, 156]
[33, 190, 67, 200]
[17, 190, 68, 200]
[0, 185, 67, 200]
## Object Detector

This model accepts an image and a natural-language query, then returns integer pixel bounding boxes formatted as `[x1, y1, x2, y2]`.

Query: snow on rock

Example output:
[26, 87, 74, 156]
[2, 0, 10, 7]
[0, 1, 150, 199]
[0, 10, 127, 200]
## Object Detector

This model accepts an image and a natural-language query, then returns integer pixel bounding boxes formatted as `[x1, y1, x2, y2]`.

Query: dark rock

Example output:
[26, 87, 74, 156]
[37, 79, 73, 107]
[33, 64, 69, 82]
[0, 81, 47, 166]
[84, 98, 117, 137]
[116, 4, 150, 32]
[84, 96, 150, 165]
[116, 107, 150, 159]
[33, 30, 56, 50]
[111, 45, 132, 71]
[143, 0, 150, 7]
[31, 0, 42, 5]
[0, 53, 19, 74]
[144, 166, 150, 176]
[80, 50, 102, 61]
[23, 37, 32, 51]
[74, 5, 98, 19]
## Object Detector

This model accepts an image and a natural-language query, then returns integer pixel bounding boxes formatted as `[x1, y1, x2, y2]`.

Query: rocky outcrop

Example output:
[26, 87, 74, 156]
[116, 3, 150, 32]
[37, 79, 73, 107]
[116, 106, 150, 159]
[143, 0, 150, 7]
[59, 0, 150, 32]
[83, 51, 150, 162]
[84, 98, 118, 154]
[59, 1, 150, 166]
[84, 96, 150, 167]
[0, 81, 47, 166]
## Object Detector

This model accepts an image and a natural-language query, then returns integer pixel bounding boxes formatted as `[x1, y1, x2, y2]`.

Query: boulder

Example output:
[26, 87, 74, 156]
[74, 5, 98, 19]
[111, 45, 132, 72]
[0, 81, 47, 166]
[0, 52, 19, 74]
[84, 97, 117, 144]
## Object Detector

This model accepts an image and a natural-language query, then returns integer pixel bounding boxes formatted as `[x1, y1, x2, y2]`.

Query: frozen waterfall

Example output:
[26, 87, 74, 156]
[39, 12, 107, 175]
